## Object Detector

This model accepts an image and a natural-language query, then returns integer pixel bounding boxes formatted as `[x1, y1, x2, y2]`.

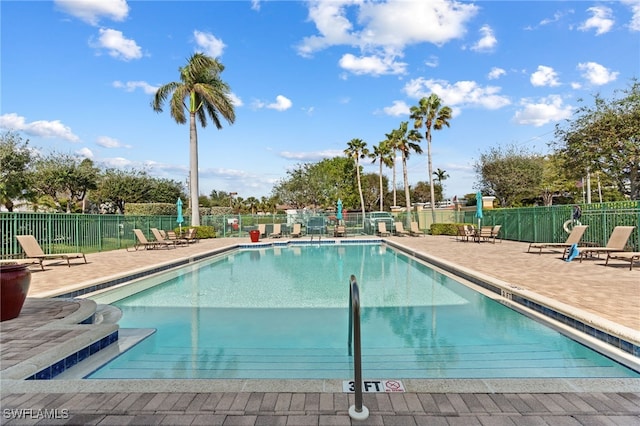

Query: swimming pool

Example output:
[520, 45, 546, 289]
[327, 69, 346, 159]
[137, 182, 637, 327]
[87, 243, 640, 379]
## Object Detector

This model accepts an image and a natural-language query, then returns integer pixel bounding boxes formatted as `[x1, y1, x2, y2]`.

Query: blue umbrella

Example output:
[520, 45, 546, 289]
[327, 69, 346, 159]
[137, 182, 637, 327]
[475, 191, 483, 229]
[337, 198, 343, 223]
[176, 198, 184, 234]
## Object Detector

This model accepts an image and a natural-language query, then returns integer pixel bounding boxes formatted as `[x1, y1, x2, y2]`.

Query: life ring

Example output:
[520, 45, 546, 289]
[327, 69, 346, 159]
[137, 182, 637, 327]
[563, 219, 581, 234]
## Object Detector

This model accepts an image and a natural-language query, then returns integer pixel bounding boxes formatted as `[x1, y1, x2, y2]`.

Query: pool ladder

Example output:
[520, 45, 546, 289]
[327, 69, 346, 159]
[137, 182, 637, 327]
[348, 275, 369, 420]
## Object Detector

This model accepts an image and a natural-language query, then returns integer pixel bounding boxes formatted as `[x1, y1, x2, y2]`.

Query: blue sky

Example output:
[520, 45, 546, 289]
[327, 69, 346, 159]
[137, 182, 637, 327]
[2, 0, 639, 201]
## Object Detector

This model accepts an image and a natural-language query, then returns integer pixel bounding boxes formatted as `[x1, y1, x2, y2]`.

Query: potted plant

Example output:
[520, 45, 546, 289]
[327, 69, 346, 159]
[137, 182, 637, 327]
[1, 264, 32, 321]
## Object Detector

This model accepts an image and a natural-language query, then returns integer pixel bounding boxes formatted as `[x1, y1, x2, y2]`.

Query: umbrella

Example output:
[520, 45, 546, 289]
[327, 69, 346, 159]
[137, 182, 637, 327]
[176, 198, 184, 234]
[337, 198, 343, 223]
[475, 191, 483, 230]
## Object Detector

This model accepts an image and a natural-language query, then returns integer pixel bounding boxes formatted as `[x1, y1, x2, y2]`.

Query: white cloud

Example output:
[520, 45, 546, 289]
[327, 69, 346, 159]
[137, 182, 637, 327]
[100, 157, 134, 168]
[471, 25, 497, 52]
[193, 30, 226, 57]
[513, 95, 573, 127]
[578, 6, 614, 35]
[96, 136, 131, 149]
[228, 93, 244, 107]
[280, 150, 343, 161]
[54, 0, 129, 26]
[424, 55, 439, 68]
[577, 62, 619, 85]
[0, 113, 80, 142]
[338, 53, 407, 75]
[383, 100, 410, 117]
[403, 78, 511, 110]
[112, 80, 158, 94]
[76, 147, 94, 158]
[623, 0, 640, 31]
[91, 28, 142, 61]
[267, 95, 292, 111]
[530, 65, 560, 87]
[296, 0, 478, 76]
[488, 67, 506, 80]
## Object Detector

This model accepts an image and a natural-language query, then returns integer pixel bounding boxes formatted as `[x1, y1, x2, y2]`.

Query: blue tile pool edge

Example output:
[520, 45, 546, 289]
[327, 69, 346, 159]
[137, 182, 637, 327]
[386, 240, 640, 362]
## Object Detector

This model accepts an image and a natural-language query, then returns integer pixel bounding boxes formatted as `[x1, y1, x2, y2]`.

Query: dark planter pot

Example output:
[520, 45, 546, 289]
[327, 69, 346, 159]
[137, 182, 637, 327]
[1, 264, 32, 321]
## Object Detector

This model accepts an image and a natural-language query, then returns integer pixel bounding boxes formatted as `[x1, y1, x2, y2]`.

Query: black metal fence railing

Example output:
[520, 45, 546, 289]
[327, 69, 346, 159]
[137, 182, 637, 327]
[1, 201, 638, 257]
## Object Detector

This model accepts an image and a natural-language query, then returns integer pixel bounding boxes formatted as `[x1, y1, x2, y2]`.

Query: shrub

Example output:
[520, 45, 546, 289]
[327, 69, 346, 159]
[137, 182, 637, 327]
[431, 223, 472, 236]
[181, 225, 215, 239]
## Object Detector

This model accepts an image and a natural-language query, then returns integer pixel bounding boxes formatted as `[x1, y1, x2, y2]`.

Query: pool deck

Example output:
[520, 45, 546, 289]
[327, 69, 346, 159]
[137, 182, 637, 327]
[1, 235, 639, 425]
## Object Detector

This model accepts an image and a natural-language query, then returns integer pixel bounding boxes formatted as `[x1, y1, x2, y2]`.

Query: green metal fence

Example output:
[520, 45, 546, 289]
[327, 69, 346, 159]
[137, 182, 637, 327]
[1, 201, 639, 257]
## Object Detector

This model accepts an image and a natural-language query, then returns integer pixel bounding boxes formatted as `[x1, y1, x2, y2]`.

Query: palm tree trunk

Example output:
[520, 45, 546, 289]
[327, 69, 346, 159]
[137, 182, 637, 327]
[378, 160, 383, 211]
[427, 135, 436, 223]
[189, 112, 201, 226]
[402, 153, 411, 227]
[356, 159, 366, 218]
[393, 151, 397, 206]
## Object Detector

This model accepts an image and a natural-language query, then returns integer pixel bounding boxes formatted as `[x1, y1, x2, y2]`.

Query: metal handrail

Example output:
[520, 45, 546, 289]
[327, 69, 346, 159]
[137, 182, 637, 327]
[348, 274, 369, 420]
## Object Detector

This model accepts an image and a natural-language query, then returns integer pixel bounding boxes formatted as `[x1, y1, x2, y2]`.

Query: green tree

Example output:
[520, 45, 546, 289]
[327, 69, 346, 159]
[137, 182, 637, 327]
[410, 94, 452, 221]
[0, 132, 33, 211]
[553, 80, 640, 200]
[344, 138, 370, 217]
[95, 168, 153, 214]
[152, 53, 236, 226]
[31, 153, 99, 213]
[370, 140, 394, 211]
[391, 122, 423, 226]
[475, 145, 544, 207]
[148, 178, 185, 204]
[412, 181, 443, 204]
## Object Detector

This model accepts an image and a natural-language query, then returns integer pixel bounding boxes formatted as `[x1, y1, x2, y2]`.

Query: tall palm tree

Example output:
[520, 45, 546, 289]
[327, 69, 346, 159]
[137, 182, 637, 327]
[410, 94, 452, 223]
[344, 138, 369, 219]
[370, 140, 393, 211]
[433, 168, 450, 200]
[152, 53, 236, 226]
[381, 131, 400, 207]
[392, 122, 423, 227]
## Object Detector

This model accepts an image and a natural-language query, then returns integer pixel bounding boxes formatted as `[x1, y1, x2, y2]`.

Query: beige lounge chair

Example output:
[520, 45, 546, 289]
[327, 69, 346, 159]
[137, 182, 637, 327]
[166, 230, 188, 245]
[476, 225, 501, 243]
[456, 224, 474, 242]
[409, 221, 424, 237]
[579, 226, 635, 263]
[528, 225, 588, 258]
[394, 222, 409, 236]
[0, 257, 44, 270]
[291, 223, 302, 238]
[151, 228, 178, 247]
[15, 235, 87, 267]
[132, 229, 173, 250]
[334, 224, 346, 237]
[184, 228, 198, 243]
[269, 223, 282, 238]
[257, 224, 266, 238]
[605, 252, 640, 270]
[377, 221, 391, 237]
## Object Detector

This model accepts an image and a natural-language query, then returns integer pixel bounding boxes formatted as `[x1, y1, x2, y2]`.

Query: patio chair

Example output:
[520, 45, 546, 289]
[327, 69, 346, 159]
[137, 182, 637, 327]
[605, 252, 640, 271]
[409, 221, 424, 237]
[394, 222, 410, 237]
[579, 226, 636, 263]
[166, 230, 189, 245]
[184, 228, 198, 243]
[334, 224, 347, 237]
[151, 228, 179, 247]
[456, 224, 474, 242]
[291, 223, 302, 238]
[377, 221, 391, 237]
[132, 229, 173, 250]
[257, 224, 266, 238]
[528, 225, 588, 258]
[15, 235, 87, 267]
[269, 223, 282, 238]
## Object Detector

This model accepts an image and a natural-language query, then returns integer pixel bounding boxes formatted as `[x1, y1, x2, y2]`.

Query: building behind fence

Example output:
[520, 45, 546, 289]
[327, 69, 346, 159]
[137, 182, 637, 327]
[1, 201, 638, 257]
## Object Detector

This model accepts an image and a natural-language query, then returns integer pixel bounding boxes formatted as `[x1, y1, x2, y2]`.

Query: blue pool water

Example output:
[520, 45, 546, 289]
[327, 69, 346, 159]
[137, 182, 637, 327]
[87, 244, 639, 379]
